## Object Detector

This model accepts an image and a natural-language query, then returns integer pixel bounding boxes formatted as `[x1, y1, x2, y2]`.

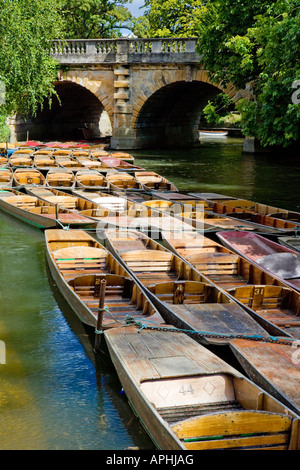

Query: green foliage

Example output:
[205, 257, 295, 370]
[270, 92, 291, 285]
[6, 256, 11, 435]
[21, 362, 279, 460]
[133, 0, 204, 37]
[0, 0, 63, 138]
[202, 94, 241, 127]
[59, 0, 133, 38]
[197, 0, 300, 147]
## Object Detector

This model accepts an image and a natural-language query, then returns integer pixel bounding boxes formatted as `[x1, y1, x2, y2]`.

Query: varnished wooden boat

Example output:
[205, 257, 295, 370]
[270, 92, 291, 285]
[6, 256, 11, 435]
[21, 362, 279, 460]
[34, 154, 58, 171]
[45, 229, 163, 328]
[10, 154, 34, 169]
[53, 149, 73, 157]
[71, 150, 91, 158]
[11, 148, 34, 155]
[142, 199, 266, 233]
[105, 171, 142, 192]
[13, 168, 46, 187]
[0, 156, 8, 166]
[278, 236, 300, 253]
[90, 149, 110, 158]
[135, 171, 178, 193]
[56, 156, 85, 172]
[0, 189, 94, 229]
[217, 231, 300, 293]
[0, 168, 13, 188]
[162, 231, 300, 339]
[26, 186, 124, 227]
[190, 192, 300, 221]
[75, 156, 107, 171]
[104, 229, 270, 345]
[75, 170, 109, 190]
[46, 168, 75, 189]
[229, 338, 300, 416]
[190, 192, 300, 232]
[105, 325, 300, 450]
[72, 189, 129, 212]
[110, 151, 134, 163]
[100, 156, 145, 172]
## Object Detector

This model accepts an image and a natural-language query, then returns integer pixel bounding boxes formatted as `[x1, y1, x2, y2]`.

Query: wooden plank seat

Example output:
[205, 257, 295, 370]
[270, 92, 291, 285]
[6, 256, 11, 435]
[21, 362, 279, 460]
[171, 409, 293, 450]
[148, 281, 212, 304]
[69, 274, 153, 325]
[7, 196, 40, 208]
[227, 285, 292, 311]
[41, 196, 77, 210]
[52, 246, 109, 279]
[14, 175, 44, 185]
[186, 252, 247, 289]
[120, 249, 175, 279]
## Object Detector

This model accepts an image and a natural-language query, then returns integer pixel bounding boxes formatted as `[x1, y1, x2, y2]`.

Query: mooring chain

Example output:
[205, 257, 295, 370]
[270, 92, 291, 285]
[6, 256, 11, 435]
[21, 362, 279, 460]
[124, 316, 297, 347]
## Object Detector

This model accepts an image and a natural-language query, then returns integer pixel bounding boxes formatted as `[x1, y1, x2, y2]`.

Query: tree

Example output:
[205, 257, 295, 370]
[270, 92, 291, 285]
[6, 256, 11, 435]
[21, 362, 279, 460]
[197, 0, 300, 148]
[132, 0, 204, 38]
[0, 0, 63, 139]
[59, 0, 134, 38]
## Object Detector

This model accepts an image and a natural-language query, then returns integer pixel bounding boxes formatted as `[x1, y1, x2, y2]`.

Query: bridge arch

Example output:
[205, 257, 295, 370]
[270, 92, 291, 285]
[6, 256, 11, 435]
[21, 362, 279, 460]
[132, 69, 242, 148]
[13, 77, 113, 142]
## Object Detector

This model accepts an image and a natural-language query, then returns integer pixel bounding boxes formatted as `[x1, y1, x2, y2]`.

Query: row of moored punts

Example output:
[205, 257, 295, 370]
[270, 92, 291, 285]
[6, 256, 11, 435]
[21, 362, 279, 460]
[1, 141, 300, 450]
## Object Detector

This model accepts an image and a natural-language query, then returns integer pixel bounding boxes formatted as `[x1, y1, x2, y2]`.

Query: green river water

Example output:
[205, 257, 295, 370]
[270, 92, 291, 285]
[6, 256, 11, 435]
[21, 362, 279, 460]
[0, 136, 299, 450]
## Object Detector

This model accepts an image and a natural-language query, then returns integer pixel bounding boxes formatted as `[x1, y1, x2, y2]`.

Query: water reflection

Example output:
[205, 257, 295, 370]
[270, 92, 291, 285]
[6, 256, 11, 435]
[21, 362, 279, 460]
[132, 138, 300, 212]
[0, 214, 153, 450]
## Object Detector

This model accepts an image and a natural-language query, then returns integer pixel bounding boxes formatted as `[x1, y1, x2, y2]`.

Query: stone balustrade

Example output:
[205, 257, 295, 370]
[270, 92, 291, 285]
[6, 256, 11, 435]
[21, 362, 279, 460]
[51, 37, 200, 64]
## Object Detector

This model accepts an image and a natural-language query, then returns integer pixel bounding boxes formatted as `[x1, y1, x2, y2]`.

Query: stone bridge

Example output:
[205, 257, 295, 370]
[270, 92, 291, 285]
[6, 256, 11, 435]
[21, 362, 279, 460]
[11, 38, 248, 149]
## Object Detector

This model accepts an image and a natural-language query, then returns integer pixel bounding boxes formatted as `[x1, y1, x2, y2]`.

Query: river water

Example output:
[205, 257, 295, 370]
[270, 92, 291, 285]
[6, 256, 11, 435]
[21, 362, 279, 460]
[0, 136, 299, 450]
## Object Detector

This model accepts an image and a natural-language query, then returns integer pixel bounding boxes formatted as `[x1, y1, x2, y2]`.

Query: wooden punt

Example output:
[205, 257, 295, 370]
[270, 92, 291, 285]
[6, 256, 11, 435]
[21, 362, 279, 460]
[104, 229, 270, 345]
[0, 189, 94, 229]
[13, 168, 46, 187]
[53, 149, 73, 156]
[190, 192, 300, 221]
[100, 156, 145, 172]
[46, 168, 75, 189]
[229, 338, 300, 416]
[110, 151, 134, 163]
[105, 171, 142, 192]
[217, 231, 300, 293]
[26, 186, 119, 227]
[278, 236, 300, 253]
[105, 325, 300, 450]
[10, 154, 34, 169]
[162, 231, 300, 339]
[71, 150, 91, 158]
[33, 149, 54, 156]
[75, 156, 107, 171]
[135, 171, 178, 193]
[12, 148, 34, 155]
[90, 149, 110, 158]
[45, 229, 163, 328]
[72, 189, 129, 212]
[75, 170, 109, 190]
[0, 156, 8, 166]
[34, 155, 58, 171]
[142, 199, 264, 233]
[190, 192, 300, 232]
[0, 168, 13, 188]
[56, 156, 85, 172]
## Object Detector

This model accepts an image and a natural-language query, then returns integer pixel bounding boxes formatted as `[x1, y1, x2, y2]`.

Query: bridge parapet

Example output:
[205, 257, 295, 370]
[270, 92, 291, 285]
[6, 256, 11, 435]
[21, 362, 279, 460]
[52, 37, 200, 65]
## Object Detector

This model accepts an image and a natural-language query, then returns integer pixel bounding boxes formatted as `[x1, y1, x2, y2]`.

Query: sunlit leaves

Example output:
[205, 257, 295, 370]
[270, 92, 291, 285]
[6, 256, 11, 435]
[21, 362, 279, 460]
[197, 0, 300, 147]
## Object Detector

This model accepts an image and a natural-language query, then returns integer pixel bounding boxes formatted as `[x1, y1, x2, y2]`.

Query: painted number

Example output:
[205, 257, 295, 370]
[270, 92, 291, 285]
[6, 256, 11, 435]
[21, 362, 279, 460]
[179, 385, 194, 395]
[254, 288, 264, 296]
